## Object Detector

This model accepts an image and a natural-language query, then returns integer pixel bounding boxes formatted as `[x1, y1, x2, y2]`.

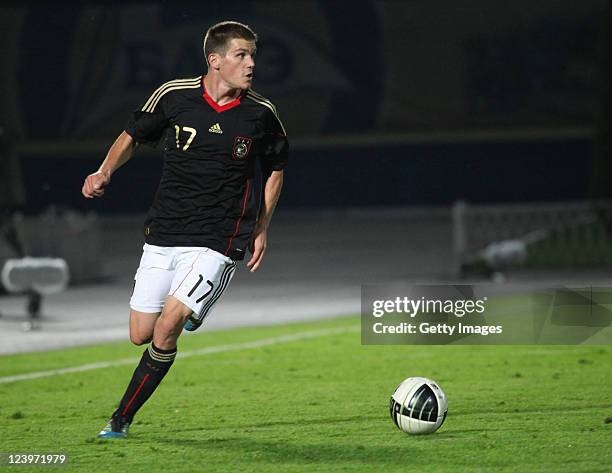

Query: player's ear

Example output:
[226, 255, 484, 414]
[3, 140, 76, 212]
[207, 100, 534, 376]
[208, 52, 221, 70]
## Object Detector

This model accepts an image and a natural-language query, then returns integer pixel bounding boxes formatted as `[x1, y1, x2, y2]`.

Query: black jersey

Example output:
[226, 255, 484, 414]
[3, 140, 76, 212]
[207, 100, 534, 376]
[125, 76, 288, 261]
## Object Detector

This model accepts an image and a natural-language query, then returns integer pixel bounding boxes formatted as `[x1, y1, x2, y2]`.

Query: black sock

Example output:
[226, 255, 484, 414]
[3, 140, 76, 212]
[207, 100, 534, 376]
[115, 343, 177, 422]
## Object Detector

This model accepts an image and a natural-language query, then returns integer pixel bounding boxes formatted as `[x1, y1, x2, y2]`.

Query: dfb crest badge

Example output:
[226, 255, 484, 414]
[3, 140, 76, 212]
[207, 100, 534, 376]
[232, 136, 252, 160]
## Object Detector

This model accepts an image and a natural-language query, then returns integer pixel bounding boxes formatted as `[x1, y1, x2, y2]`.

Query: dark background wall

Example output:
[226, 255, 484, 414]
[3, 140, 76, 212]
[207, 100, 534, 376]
[20, 138, 591, 214]
[0, 1, 607, 212]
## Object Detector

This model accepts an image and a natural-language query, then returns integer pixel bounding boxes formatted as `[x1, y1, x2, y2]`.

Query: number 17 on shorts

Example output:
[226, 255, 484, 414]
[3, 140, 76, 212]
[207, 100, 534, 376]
[172, 249, 237, 325]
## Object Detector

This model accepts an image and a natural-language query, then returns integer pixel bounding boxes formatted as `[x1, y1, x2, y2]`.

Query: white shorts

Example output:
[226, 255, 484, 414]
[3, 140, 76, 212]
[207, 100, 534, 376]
[130, 244, 236, 323]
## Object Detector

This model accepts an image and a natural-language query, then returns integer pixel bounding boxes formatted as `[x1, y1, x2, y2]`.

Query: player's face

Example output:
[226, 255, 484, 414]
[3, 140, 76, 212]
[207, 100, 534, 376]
[219, 38, 256, 90]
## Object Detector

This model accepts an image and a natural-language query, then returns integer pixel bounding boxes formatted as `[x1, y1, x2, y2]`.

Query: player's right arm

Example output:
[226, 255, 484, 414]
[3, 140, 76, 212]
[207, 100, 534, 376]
[82, 79, 174, 199]
[81, 131, 136, 199]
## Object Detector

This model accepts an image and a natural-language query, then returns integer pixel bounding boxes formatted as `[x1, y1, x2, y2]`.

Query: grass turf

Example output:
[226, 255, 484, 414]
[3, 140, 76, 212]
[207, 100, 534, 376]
[0, 315, 610, 472]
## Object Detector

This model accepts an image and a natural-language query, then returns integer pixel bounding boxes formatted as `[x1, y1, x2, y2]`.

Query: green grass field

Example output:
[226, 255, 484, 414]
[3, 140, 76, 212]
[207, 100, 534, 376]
[0, 315, 611, 472]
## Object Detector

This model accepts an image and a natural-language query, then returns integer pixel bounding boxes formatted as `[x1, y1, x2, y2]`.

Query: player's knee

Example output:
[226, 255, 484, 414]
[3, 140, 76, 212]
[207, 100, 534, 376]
[154, 314, 186, 345]
[129, 332, 152, 346]
[129, 309, 159, 346]
[155, 317, 182, 338]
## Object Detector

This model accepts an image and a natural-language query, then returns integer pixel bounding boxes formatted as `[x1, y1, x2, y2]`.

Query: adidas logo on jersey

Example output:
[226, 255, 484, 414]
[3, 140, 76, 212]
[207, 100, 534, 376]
[208, 123, 223, 134]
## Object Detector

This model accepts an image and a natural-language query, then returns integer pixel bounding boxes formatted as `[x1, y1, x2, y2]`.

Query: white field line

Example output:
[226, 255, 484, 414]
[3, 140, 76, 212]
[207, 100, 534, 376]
[0, 326, 360, 384]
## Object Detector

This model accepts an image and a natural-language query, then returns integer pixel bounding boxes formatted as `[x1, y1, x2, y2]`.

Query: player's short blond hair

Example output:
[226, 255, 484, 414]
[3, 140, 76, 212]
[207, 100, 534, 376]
[203, 21, 257, 66]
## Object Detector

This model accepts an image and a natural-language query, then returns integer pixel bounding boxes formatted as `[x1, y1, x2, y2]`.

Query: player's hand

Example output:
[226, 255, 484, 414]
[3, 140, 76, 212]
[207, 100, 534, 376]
[247, 227, 267, 272]
[82, 170, 111, 199]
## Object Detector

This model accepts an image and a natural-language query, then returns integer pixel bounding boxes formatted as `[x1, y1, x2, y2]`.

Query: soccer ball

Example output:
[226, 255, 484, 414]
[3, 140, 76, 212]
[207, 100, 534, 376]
[389, 377, 448, 435]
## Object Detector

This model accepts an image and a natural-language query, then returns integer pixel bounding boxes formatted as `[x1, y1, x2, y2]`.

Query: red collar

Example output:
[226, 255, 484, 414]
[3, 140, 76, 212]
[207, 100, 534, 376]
[202, 76, 242, 113]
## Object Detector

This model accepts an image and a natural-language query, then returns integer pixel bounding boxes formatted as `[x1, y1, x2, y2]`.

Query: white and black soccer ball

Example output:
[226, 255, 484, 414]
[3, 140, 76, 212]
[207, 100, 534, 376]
[389, 377, 448, 435]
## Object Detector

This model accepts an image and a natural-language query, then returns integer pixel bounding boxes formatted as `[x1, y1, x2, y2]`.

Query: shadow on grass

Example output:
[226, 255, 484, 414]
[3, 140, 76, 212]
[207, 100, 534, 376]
[131, 415, 460, 467]
[450, 403, 612, 417]
[168, 414, 382, 433]
[154, 436, 436, 466]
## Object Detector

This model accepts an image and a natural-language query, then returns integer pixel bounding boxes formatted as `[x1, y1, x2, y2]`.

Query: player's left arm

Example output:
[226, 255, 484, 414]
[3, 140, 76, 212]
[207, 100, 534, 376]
[247, 169, 283, 272]
[248, 105, 288, 272]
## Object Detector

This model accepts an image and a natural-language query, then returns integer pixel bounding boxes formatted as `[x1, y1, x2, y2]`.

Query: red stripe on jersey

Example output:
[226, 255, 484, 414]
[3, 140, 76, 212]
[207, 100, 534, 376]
[225, 179, 250, 256]
[202, 76, 242, 112]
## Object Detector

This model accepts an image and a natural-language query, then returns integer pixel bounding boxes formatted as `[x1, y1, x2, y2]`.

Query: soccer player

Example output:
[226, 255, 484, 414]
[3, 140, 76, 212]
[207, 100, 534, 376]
[81, 21, 288, 438]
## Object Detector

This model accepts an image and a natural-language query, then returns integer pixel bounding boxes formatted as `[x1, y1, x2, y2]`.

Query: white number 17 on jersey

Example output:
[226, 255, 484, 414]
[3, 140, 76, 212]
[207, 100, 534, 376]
[175, 125, 197, 151]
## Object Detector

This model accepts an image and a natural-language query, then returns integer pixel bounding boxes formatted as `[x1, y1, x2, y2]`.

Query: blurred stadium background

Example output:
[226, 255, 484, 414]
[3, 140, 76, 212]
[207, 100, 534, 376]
[1, 0, 611, 349]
